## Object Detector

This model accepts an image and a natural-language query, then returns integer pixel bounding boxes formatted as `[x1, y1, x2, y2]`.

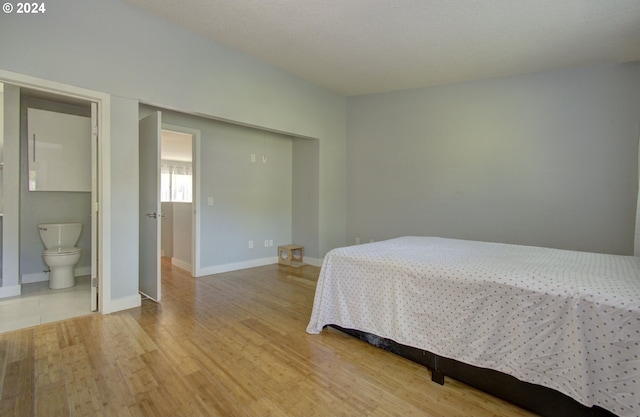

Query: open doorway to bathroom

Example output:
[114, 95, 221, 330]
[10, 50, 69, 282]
[0, 86, 97, 332]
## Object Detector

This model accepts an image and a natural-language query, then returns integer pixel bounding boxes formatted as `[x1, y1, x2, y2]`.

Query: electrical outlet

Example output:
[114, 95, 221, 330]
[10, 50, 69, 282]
[269, 240, 273, 247]
[248, 240, 253, 249]
[369, 239, 374, 243]
[250, 154, 256, 163]
[207, 196, 214, 206]
[355, 237, 360, 244]
[262, 154, 267, 163]
[264, 240, 269, 247]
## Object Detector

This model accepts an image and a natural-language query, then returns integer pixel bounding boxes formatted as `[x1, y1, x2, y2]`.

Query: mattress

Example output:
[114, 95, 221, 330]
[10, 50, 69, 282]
[307, 236, 640, 417]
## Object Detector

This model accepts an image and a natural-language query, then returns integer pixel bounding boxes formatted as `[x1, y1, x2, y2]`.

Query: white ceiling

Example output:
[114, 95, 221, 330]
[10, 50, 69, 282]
[124, 0, 640, 96]
[161, 130, 192, 162]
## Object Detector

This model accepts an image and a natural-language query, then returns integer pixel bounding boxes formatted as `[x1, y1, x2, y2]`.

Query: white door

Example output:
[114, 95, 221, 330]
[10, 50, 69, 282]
[90, 102, 98, 311]
[139, 111, 162, 302]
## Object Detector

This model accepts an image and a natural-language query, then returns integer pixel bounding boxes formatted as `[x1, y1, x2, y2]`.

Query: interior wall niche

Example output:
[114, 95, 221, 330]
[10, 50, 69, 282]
[140, 104, 321, 271]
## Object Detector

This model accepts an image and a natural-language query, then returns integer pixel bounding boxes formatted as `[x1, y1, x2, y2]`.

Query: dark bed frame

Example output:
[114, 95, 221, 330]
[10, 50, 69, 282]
[329, 325, 617, 417]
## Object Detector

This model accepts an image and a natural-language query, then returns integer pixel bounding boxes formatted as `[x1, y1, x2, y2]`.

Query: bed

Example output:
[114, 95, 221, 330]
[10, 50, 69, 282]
[306, 236, 640, 417]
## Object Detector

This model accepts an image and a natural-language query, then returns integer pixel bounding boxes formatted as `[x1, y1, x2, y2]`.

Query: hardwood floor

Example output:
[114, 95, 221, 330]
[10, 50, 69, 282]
[0, 259, 538, 416]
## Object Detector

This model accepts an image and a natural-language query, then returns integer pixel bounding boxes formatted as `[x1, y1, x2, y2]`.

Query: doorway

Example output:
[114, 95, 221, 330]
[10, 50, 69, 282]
[0, 80, 103, 331]
[139, 110, 200, 303]
[160, 129, 194, 273]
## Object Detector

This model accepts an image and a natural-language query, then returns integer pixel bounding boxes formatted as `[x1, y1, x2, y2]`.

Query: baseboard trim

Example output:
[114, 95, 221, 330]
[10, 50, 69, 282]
[75, 266, 91, 276]
[196, 256, 278, 277]
[21, 266, 93, 284]
[0, 285, 21, 298]
[108, 294, 142, 313]
[21, 272, 49, 284]
[171, 257, 192, 273]
[305, 257, 324, 267]
[194, 256, 323, 277]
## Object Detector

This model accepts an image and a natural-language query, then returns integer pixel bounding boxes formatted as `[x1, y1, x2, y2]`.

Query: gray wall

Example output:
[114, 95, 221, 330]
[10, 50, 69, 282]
[293, 139, 320, 258]
[347, 63, 640, 255]
[19, 95, 92, 277]
[2, 84, 20, 291]
[160, 202, 191, 268]
[109, 95, 140, 301]
[172, 203, 192, 267]
[0, 0, 346, 306]
[161, 202, 173, 258]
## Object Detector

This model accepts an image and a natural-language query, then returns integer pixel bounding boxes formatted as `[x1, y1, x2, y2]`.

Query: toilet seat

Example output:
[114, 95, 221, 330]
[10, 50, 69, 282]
[44, 247, 81, 256]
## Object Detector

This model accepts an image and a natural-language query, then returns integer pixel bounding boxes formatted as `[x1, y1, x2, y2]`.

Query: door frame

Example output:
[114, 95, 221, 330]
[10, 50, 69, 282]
[161, 123, 201, 276]
[0, 69, 112, 313]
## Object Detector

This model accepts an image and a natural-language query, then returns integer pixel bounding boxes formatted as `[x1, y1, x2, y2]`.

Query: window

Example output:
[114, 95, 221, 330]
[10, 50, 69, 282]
[161, 162, 192, 202]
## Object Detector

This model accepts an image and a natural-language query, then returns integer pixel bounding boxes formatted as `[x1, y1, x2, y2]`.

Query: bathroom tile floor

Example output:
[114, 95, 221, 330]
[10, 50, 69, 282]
[0, 275, 94, 333]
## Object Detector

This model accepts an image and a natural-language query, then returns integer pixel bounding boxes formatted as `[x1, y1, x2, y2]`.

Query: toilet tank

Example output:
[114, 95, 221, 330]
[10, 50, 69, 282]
[38, 223, 82, 249]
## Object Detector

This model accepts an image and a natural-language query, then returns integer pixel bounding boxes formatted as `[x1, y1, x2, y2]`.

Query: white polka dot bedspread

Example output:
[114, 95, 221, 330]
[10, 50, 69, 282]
[306, 236, 640, 417]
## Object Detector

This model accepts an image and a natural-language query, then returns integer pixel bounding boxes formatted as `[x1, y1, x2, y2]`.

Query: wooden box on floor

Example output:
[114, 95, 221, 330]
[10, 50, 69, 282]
[278, 244, 304, 266]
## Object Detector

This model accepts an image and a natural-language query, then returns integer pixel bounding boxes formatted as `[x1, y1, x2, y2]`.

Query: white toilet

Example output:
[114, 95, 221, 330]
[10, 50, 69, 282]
[38, 223, 83, 289]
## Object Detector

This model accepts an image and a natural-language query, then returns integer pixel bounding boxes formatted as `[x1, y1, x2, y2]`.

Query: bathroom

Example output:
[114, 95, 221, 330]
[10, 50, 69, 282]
[0, 87, 94, 331]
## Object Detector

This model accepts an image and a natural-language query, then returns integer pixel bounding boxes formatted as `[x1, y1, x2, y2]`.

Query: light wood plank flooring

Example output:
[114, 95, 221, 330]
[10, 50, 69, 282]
[0, 259, 538, 416]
